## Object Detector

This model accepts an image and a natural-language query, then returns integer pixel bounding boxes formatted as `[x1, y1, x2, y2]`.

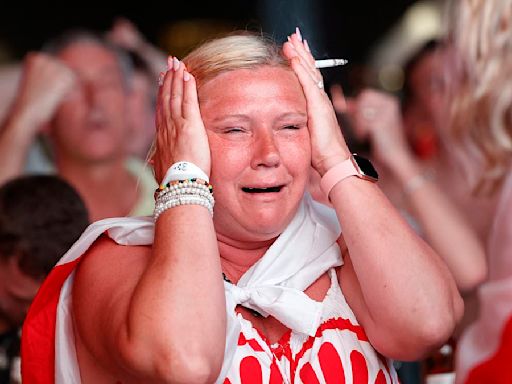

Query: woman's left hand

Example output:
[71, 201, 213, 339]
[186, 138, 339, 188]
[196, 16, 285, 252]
[283, 29, 351, 176]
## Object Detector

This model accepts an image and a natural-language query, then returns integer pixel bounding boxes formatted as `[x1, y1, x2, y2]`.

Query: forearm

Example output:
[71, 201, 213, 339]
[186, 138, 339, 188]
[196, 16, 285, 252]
[391, 155, 487, 291]
[121, 206, 225, 382]
[331, 178, 463, 341]
[0, 114, 36, 184]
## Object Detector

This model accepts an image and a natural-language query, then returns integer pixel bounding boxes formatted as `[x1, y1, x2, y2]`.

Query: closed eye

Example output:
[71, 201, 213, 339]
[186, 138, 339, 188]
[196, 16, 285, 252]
[224, 127, 245, 134]
[283, 125, 300, 130]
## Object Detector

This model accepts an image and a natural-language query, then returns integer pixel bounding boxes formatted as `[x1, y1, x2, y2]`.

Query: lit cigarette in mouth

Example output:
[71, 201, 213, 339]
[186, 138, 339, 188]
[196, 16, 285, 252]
[314, 59, 348, 68]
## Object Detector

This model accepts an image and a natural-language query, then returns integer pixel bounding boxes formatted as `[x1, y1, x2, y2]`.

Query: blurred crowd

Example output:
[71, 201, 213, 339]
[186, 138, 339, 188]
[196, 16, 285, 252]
[0, 0, 511, 382]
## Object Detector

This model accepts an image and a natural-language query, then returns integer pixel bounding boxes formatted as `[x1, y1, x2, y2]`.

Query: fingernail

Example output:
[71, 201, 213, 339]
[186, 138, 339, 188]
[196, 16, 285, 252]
[167, 56, 173, 71]
[158, 72, 165, 86]
[183, 71, 190, 81]
[173, 57, 180, 71]
[295, 27, 302, 41]
[304, 39, 311, 53]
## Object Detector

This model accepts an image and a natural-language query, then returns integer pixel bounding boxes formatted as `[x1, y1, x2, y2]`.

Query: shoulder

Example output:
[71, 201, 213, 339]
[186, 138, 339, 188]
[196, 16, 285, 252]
[73, 235, 152, 311]
[71, 235, 153, 372]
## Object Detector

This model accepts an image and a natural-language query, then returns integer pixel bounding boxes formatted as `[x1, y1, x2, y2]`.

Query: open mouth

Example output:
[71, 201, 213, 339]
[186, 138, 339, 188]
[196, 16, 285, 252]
[242, 185, 284, 193]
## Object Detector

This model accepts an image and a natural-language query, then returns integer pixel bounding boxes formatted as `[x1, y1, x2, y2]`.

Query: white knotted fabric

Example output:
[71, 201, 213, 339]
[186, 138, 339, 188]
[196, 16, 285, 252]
[53, 194, 343, 383]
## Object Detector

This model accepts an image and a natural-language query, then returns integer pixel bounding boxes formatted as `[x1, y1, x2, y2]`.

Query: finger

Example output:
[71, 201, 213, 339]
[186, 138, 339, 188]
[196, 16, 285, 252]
[330, 84, 348, 113]
[283, 42, 321, 84]
[288, 29, 317, 73]
[170, 57, 185, 120]
[181, 71, 202, 121]
[282, 41, 298, 60]
[155, 76, 164, 132]
[161, 58, 175, 129]
[289, 56, 326, 102]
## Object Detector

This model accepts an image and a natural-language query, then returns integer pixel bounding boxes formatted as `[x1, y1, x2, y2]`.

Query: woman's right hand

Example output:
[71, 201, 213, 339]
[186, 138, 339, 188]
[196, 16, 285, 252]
[282, 30, 351, 176]
[153, 57, 211, 184]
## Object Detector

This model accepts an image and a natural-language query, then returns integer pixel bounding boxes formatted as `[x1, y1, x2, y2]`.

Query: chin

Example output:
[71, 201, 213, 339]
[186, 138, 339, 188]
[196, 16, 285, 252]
[79, 148, 124, 163]
[215, 210, 295, 242]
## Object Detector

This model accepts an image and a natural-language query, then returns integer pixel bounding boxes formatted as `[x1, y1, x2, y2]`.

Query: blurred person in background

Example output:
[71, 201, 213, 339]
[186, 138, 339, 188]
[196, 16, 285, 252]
[106, 18, 167, 159]
[0, 65, 21, 125]
[325, 39, 493, 383]
[107, 17, 167, 81]
[0, 30, 157, 222]
[328, 84, 486, 294]
[401, 39, 497, 244]
[0, 175, 89, 383]
[448, 0, 512, 382]
[124, 51, 158, 159]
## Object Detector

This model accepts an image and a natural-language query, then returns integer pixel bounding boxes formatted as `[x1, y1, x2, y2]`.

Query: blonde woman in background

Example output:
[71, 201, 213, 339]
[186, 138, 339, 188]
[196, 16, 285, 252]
[450, 0, 512, 383]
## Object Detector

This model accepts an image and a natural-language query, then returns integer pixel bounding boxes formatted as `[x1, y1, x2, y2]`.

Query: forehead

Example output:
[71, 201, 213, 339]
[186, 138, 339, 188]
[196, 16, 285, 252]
[57, 41, 121, 75]
[198, 66, 306, 118]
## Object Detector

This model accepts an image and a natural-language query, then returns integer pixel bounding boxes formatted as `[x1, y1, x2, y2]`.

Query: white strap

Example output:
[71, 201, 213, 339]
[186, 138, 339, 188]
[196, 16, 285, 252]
[161, 161, 209, 186]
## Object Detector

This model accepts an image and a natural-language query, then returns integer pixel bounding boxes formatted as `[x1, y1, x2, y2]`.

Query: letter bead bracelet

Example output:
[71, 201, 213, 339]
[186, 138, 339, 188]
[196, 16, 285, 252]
[153, 162, 214, 221]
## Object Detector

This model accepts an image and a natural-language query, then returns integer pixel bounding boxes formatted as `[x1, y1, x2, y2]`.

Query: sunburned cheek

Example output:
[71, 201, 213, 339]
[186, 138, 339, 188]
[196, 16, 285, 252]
[209, 148, 250, 182]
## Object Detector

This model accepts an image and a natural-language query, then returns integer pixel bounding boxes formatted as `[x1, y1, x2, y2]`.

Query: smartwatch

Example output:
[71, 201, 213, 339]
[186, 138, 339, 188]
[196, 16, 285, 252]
[320, 154, 378, 197]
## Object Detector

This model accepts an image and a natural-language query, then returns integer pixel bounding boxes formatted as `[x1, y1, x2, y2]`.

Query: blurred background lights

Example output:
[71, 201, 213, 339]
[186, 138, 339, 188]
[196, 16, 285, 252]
[378, 64, 405, 92]
[404, 1, 443, 43]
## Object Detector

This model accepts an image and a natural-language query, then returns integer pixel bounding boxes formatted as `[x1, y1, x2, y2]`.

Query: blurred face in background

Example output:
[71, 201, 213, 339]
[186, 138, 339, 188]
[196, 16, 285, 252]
[402, 46, 453, 157]
[50, 41, 129, 164]
[127, 70, 156, 159]
[0, 257, 42, 331]
[408, 48, 449, 134]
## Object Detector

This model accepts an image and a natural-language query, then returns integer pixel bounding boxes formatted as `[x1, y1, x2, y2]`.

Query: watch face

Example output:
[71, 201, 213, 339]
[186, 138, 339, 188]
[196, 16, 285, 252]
[352, 154, 379, 181]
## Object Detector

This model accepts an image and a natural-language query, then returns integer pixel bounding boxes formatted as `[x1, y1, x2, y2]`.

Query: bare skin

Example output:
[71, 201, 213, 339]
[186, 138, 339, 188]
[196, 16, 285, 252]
[341, 89, 487, 292]
[0, 42, 141, 221]
[72, 32, 463, 383]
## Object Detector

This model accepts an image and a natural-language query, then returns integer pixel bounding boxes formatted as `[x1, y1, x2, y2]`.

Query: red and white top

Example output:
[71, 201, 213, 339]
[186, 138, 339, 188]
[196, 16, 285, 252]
[224, 269, 398, 384]
[21, 196, 398, 383]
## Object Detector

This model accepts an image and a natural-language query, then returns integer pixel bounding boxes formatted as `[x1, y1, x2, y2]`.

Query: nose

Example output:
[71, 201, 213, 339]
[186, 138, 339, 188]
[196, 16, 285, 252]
[83, 81, 104, 109]
[250, 129, 280, 169]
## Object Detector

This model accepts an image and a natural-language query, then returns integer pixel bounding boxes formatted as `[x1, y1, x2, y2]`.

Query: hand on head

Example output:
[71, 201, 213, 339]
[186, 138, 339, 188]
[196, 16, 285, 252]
[13, 52, 76, 133]
[282, 28, 350, 176]
[153, 57, 210, 184]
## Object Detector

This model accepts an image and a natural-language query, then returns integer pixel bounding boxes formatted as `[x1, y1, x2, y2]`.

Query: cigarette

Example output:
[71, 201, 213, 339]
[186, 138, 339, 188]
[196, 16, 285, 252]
[314, 59, 348, 68]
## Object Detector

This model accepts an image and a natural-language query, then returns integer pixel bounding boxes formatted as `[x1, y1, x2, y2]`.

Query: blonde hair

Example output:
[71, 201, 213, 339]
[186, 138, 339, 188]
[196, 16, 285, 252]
[183, 31, 289, 91]
[450, 0, 512, 194]
[148, 31, 289, 171]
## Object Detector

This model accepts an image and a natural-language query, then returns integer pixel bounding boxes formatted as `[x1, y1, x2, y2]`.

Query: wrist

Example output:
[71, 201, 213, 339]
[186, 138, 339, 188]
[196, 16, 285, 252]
[401, 169, 435, 200]
[9, 101, 48, 131]
[390, 155, 424, 186]
[3, 112, 39, 142]
[320, 154, 379, 199]
[315, 151, 351, 177]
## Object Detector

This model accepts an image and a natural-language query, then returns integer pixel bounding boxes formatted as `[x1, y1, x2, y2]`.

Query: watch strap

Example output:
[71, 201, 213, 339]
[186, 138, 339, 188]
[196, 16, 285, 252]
[320, 156, 358, 197]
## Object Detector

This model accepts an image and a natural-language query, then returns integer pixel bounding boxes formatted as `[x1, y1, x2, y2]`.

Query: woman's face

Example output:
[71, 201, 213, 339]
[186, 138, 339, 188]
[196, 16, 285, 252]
[199, 66, 311, 242]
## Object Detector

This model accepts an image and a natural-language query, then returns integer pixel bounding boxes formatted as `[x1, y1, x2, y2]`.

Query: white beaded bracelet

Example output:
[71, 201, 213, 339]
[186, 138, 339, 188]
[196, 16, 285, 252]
[154, 195, 213, 220]
[156, 181, 213, 200]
